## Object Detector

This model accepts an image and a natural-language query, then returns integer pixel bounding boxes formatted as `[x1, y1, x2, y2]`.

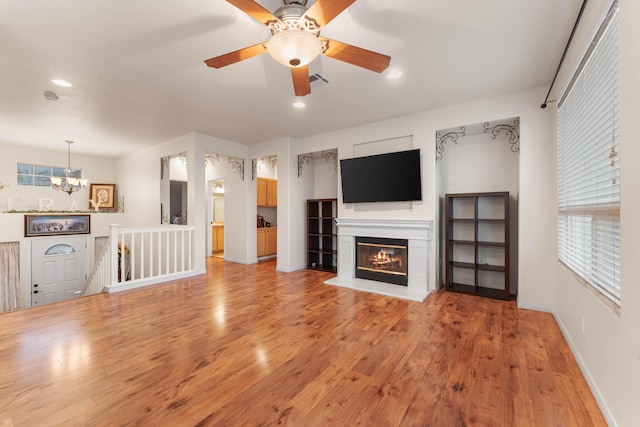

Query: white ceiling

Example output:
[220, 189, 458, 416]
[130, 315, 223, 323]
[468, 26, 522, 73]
[0, 0, 580, 158]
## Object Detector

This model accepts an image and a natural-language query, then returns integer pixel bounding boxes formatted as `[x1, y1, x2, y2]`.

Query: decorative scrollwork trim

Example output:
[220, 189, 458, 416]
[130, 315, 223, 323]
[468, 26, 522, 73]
[205, 153, 220, 167]
[298, 153, 313, 177]
[322, 149, 338, 171]
[160, 157, 169, 180]
[435, 127, 466, 161]
[269, 156, 278, 169]
[483, 119, 520, 153]
[179, 152, 188, 167]
[117, 196, 125, 213]
[229, 158, 245, 181]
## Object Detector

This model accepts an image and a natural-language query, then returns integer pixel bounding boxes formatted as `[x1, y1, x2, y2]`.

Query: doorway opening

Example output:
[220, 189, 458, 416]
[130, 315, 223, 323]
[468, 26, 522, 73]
[210, 179, 225, 258]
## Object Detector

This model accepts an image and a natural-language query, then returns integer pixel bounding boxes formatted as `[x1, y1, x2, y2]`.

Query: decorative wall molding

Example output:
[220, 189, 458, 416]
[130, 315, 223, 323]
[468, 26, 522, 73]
[298, 149, 337, 177]
[179, 152, 188, 167]
[435, 127, 466, 161]
[322, 149, 338, 171]
[205, 153, 220, 167]
[483, 119, 520, 153]
[229, 158, 245, 181]
[160, 202, 169, 224]
[252, 156, 277, 180]
[160, 157, 169, 180]
[116, 196, 125, 213]
[251, 159, 258, 181]
[298, 153, 313, 177]
[436, 117, 520, 161]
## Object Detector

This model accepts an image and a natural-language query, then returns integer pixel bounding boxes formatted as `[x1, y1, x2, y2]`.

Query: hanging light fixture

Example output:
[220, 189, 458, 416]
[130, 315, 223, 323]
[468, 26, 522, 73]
[265, 1, 322, 68]
[266, 30, 322, 67]
[50, 140, 88, 195]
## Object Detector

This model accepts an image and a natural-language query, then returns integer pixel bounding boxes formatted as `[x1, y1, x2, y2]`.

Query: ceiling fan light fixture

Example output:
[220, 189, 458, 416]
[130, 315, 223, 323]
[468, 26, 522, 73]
[266, 30, 321, 68]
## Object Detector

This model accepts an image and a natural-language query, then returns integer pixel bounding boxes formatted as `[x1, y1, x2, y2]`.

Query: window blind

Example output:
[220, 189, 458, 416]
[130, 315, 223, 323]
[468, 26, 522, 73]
[557, 2, 620, 306]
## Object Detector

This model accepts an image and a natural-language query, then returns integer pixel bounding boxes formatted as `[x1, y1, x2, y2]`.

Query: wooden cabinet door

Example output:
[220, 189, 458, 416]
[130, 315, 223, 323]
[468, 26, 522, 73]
[257, 229, 266, 257]
[257, 178, 277, 207]
[212, 226, 224, 254]
[266, 180, 277, 206]
[216, 227, 224, 252]
[257, 179, 267, 206]
[265, 228, 277, 255]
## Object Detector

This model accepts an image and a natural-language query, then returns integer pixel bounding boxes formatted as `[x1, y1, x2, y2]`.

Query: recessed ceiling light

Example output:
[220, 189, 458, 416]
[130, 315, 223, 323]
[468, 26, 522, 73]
[51, 79, 72, 87]
[387, 70, 403, 80]
[293, 100, 305, 109]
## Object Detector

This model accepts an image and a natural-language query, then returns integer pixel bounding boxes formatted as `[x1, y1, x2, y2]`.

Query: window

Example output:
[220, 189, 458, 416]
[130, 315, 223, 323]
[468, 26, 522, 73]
[17, 163, 82, 187]
[557, 2, 620, 306]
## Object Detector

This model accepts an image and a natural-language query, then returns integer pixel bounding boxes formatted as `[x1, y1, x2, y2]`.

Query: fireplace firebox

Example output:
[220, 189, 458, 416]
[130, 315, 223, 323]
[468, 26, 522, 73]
[355, 237, 408, 286]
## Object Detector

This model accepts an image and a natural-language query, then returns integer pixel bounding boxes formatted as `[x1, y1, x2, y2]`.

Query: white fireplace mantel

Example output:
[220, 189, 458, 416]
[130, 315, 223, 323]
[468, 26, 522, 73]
[325, 218, 433, 302]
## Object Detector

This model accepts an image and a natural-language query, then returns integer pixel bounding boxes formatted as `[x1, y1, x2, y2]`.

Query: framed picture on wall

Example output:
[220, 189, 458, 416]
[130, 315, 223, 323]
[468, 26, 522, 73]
[25, 214, 91, 237]
[89, 183, 116, 209]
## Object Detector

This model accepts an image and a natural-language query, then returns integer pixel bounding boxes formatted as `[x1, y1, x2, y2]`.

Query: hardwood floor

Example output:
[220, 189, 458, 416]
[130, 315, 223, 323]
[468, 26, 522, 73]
[0, 258, 606, 426]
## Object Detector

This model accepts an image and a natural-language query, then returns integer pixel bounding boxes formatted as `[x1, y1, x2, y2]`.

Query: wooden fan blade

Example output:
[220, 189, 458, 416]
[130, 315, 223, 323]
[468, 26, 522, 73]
[321, 38, 390, 73]
[291, 66, 311, 97]
[304, 0, 356, 28]
[226, 0, 280, 25]
[204, 43, 267, 68]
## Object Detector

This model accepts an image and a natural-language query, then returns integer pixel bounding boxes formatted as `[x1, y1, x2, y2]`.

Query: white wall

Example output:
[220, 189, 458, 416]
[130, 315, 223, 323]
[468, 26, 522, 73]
[312, 154, 338, 200]
[169, 156, 187, 182]
[548, 1, 640, 425]
[296, 87, 554, 302]
[438, 132, 519, 195]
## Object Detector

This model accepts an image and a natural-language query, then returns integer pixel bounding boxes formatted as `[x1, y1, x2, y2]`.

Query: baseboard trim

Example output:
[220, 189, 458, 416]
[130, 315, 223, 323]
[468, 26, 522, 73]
[516, 301, 553, 312]
[276, 265, 305, 273]
[107, 270, 203, 293]
[551, 311, 616, 426]
[519, 302, 616, 426]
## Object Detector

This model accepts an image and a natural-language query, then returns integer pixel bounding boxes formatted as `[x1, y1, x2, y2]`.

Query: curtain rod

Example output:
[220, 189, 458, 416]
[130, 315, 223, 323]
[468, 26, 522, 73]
[541, 0, 588, 109]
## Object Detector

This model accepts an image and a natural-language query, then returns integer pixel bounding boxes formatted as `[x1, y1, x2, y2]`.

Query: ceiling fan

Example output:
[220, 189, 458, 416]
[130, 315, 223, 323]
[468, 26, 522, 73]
[204, 0, 391, 96]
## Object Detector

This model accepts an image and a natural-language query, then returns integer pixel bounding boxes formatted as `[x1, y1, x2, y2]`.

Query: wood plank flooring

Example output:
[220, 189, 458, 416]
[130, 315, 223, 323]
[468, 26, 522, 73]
[0, 258, 606, 426]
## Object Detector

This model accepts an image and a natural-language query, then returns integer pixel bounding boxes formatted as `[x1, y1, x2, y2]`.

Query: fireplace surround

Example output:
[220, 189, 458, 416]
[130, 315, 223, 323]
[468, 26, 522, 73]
[325, 219, 433, 301]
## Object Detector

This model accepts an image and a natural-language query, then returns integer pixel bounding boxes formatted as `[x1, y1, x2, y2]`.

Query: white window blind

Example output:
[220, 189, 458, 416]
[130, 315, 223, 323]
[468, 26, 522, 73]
[557, 2, 620, 306]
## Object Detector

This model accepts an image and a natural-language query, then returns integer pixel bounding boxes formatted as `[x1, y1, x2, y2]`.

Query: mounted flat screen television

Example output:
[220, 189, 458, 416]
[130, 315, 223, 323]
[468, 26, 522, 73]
[340, 149, 422, 203]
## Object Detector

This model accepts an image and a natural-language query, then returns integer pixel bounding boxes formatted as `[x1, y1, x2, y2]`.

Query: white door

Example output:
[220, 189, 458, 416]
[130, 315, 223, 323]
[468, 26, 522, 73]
[31, 236, 87, 306]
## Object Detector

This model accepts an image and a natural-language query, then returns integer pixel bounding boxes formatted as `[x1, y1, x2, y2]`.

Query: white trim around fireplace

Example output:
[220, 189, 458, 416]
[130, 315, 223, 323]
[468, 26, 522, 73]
[325, 218, 433, 302]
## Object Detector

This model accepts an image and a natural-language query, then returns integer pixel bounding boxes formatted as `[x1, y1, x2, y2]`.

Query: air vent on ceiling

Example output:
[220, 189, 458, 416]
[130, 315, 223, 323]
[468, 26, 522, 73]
[309, 73, 330, 88]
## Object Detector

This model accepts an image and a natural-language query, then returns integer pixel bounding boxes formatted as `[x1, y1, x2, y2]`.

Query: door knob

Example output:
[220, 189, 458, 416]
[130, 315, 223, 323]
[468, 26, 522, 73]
[33, 284, 38, 287]
[33, 290, 39, 294]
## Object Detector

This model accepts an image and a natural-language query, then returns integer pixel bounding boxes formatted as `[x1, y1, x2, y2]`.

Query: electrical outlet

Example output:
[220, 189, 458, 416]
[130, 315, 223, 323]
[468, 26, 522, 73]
[581, 315, 585, 334]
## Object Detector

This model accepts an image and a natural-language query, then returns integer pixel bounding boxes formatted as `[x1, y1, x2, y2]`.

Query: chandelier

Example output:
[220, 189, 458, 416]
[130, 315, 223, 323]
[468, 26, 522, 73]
[50, 140, 88, 195]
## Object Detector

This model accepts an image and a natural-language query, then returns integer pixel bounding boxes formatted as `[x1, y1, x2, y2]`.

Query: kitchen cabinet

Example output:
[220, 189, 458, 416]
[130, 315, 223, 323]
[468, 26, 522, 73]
[211, 225, 224, 254]
[257, 178, 277, 207]
[257, 227, 277, 257]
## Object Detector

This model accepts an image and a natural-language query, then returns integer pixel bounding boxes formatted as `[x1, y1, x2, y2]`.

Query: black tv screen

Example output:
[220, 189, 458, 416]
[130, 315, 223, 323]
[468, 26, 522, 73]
[340, 149, 422, 203]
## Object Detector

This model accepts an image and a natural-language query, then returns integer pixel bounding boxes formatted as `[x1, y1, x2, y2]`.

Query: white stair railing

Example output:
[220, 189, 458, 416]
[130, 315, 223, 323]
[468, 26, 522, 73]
[107, 224, 197, 293]
[80, 236, 111, 297]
